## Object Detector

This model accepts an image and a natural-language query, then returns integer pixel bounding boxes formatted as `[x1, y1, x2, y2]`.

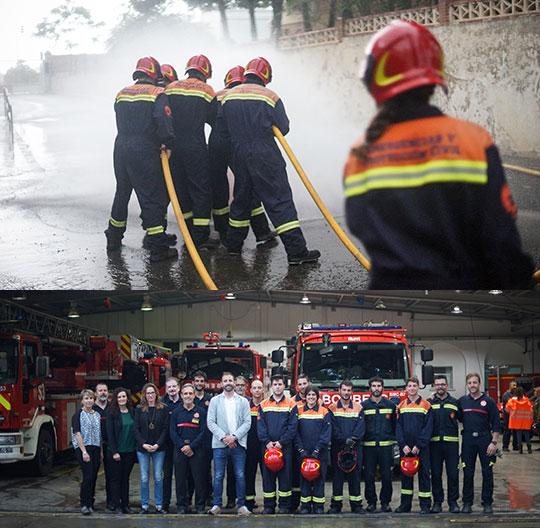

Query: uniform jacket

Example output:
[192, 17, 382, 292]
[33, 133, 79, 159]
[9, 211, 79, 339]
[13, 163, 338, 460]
[294, 403, 331, 456]
[207, 391, 251, 449]
[169, 404, 207, 451]
[106, 408, 136, 454]
[257, 394, 298, 447]
[396, 396, 433, 450]
[427, 394, 461, 443]
[115, 81, 175, 149]
[361, 396, 397, 446]
[459, 392, 501, 434]
[328, 400, 365, 448]
[93, 403, 109, 443]
[506, 396, 534, 431]
[248, 398, 262, 445]
[343, 105, 534, 288]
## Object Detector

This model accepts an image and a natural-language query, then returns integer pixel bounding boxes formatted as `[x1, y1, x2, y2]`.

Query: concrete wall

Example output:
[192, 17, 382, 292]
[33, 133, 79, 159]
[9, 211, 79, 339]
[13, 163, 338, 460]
[282, 15, 540, 156]
[79, 300, 539, 399]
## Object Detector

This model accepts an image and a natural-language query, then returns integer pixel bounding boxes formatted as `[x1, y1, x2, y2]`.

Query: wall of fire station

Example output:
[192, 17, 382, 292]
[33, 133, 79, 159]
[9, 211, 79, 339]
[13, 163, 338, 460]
[282, 15, 540, 156]
[79, 300, 537, 397]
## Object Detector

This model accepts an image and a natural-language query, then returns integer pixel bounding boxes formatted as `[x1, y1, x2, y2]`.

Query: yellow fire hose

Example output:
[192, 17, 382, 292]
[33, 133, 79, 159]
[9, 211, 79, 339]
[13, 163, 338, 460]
[160, 149, 218, 290]
[273, 126, 371, 271]
[502, 163, 540, 178]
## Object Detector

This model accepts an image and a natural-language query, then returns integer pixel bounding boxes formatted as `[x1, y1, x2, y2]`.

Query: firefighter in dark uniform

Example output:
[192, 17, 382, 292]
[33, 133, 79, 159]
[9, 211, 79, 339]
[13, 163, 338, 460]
[257, 374, 298, 514]
[344, 20, 534, 288]
[427, 374, 461, 514]
[245, 378, 264, 512]
[165, 54, 220, 249]
[327, 380, 365, 514]
[459, 372, 500, 515]
[362, 376, 396, 513]
[395, 376, 433, 514]
[105, 56, 178, 262]
[208, 65, 276, 245]
[170, 384, 207, 514]
[221, 57, 320, 265]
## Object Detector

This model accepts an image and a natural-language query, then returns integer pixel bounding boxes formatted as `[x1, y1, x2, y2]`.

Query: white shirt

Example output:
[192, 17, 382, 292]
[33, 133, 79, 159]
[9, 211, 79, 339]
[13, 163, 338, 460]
[224, 394, 236, 435]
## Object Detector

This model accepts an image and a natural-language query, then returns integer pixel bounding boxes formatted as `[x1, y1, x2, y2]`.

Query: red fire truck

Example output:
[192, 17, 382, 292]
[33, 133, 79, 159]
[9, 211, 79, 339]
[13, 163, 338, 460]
[173, 332, 268, 395]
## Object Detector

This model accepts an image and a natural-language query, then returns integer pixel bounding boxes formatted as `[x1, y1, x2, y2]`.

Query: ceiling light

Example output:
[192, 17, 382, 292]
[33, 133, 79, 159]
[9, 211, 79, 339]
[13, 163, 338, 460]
[12, 291, 26, 301]
[225, 292, 236, 300]
[375, 299, 386, 309]
[489, 290, 503, 295]
[300, 294, 311, 305]
[451, 305, 463, 314]
[140, 294, 153, 312]
[68, 302, 80, 318]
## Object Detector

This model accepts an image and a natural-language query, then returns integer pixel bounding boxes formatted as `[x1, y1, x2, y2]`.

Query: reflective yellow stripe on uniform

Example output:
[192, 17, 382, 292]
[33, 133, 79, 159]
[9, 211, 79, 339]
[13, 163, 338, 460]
[349, 495, 362, 501]
[212, 207, 229, 216]
[263, 492, 276, 498]
[223, 93, 276, 108]
[379, 409, 394, 414]
[300, 496, 312, 503]
[401, 489, 413, 495]
[362, 441, 376, 446]
[251, 412, 258, 416]
[183, 211, 193, 220]
[399, 407, 428, 414]
[251, 206, 264, 216]
[344, 159, 488, 198]
[262, 407, 291, 413]
[229, 218, 250, 228]
[193, 218, 210, 226]
[443, 436, 459, 442]
[312, 497, 326, 503]
[418, 492, 432, 498]
[431, 436, 441, 442]
[379, 440, 393, 446]
[276, 220, 300, 234]
[332, 412, 360, 418]
[146, 225, 164, 235]
[332, 496, 343, 501]
[444, 404, 459, 411]
[109, 217, 127, 228]
[245, 495, 255, 500]
[298, 414, 325, 420]
[165, 87, 214, 103]
[116, 94, 157, 103]
[431, 404, 441, 409]
[363, 409, 376, 415]
[278, 490, 292, 497]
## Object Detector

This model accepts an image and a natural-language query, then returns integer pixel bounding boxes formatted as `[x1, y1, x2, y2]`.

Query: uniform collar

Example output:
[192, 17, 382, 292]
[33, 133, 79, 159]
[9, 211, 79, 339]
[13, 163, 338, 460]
[305, 403, 320, 412]
[407, 395, 422, 405]
[393, 104, 443, 124]
[270, 394, 285, 403]
[433, 393, 450, 402]
[338, 399, 353, 409]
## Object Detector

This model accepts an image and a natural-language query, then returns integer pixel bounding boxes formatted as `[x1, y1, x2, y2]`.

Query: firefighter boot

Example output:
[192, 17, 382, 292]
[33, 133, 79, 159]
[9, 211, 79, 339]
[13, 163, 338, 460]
[105, 230, 123, 251]
[142, 233, 177, 249]
[147, 234, 178, 262]
[288, 249, 321, 265]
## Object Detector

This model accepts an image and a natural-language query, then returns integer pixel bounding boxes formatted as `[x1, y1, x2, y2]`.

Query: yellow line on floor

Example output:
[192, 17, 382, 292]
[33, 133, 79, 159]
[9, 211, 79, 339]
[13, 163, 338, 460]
[51, 466, 79, 478]
[503, 163, 540, 177]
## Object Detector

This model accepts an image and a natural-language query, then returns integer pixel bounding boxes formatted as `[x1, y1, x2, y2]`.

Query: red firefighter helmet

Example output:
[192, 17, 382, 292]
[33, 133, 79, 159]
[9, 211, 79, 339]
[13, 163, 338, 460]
[185, 54, 212, 79]
[300, 458, 321, 481]
[133, 56, 161, 81]
[224, 65, 245, 88]
[245, 57, 272, 85]
[362, 20, 446, 105]
[161, 64, 178, 83]
[400, 456, 420, 477]
[264, 448, 284, 472]
[337, 448, 357, 473]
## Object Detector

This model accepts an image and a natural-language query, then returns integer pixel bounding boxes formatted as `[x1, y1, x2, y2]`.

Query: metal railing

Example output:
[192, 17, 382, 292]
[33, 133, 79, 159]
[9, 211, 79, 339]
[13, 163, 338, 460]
[3, 87, 14, 150]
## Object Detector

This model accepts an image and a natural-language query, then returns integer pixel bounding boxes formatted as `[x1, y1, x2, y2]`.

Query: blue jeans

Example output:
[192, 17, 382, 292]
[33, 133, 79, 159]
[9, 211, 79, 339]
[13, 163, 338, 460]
[137, 450, 166, 509]
[516, 429, 531, 447]
[213, 446, 246, 508]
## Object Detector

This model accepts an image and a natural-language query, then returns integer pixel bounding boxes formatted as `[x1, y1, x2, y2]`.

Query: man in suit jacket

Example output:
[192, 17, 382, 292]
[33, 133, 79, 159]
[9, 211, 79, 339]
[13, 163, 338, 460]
[207, 371, 252, 515]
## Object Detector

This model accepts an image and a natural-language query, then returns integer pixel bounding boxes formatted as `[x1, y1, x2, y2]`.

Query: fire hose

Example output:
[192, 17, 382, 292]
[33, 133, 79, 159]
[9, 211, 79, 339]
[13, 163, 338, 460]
[273, 126, 371, 271]
[160, 149, 218, 290]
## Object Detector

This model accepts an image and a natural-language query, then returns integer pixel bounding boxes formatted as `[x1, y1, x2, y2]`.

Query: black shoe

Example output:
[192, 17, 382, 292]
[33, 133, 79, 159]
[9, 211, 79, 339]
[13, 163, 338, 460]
[277, 508, 290, 514]
[327, 505, 341, 514]
[262, 508, 275, 515]
[88, 507, 95, 514]
[143, 233, 177, 249]
[149, 246, 178, 262]
[461, 503, 472, 514]
[114, 507, 123, 514]
[196, 237, 221, 250]
[395, 504, 411, 513]
[105, 231, 123, 251]
[366, 503, 376, 512]
[140, 507, 149, 514]
[351, 506, 365, 514]
[156, 507, 166, 514]
[483, 504, 493, 515]
[196, 508, 206, 514]
[225, 500, 236, 509]
[380, 503, 391, 513]
[299, 507, 311, 515]
[420, 508, 430, 514]
[431, 502, 442, 513]
[122, 507, 135, 514]
[313, 506, 324, 515]
[256, 230, 278, 243]
[449, 503, 460, 514]
[288, 249, 321, 265]
[81, 506, 91, 515]
[177, 508, 187, 515]
[502, 447, 509, 452]
[107, 503, 116, 512]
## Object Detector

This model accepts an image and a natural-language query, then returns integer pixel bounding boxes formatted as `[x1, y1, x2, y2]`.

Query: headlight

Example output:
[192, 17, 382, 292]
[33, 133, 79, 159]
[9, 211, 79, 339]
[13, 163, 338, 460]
[0, 434, 21, 445]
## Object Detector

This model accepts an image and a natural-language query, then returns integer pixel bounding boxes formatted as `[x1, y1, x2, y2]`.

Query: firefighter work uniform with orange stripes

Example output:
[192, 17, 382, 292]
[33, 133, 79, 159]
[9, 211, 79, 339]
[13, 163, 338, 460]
[343, 106, 535, 289]
[221, 79, 309, 258]
[328, 400, 365, 513]
[165, 78, 217, 245]
[245, 397, 263, 511]
[257, 395, 298, 512]
[396, 396, 433, 511]
[289, 392, 306, 511]
[107, 81, 175, 248]
[294, 404, 331, 513]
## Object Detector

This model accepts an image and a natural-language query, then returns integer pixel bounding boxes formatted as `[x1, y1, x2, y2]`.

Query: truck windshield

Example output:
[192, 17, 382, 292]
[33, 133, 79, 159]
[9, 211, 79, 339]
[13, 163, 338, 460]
[0, 339, 18, 384]
[300, 341, 409, 390]
[185, 349, 254, 379]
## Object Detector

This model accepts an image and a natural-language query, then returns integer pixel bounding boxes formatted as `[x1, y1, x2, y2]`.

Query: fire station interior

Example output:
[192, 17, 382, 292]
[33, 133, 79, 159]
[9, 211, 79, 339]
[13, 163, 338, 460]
[1, 290, 539, 526]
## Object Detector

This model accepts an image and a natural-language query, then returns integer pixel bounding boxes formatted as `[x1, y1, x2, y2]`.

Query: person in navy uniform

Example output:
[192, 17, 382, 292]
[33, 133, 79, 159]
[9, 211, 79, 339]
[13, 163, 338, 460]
[459, 373, 500, 515]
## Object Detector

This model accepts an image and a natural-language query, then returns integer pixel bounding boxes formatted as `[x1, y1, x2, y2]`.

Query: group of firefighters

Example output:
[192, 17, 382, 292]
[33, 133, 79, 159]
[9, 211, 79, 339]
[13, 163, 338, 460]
[103, 20, 535, 288]
[81, 369, 506, 516]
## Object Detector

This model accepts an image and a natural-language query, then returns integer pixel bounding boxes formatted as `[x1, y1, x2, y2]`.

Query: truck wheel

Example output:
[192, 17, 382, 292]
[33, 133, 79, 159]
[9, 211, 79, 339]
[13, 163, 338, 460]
[32, 428, 55, 476]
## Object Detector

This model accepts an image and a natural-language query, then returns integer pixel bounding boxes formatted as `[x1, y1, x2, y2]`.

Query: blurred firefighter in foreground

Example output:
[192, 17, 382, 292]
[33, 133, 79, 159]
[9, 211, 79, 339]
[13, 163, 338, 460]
[165, 54, 220, 250]
[221, 57, 320, 265]
[105, 56, 178, 262]
[343, 21, 534, 288]
[209, 65, 277, 246]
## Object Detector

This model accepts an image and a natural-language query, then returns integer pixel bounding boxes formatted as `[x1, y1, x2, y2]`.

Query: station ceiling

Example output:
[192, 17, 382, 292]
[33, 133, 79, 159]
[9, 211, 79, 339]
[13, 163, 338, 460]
[2, 290, 539, 330]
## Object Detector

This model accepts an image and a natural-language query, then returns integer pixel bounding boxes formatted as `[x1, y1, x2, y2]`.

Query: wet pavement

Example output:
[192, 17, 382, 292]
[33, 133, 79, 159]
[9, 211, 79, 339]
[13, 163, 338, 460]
[1, 440, 540, 526]
[0, 93, 539, 290]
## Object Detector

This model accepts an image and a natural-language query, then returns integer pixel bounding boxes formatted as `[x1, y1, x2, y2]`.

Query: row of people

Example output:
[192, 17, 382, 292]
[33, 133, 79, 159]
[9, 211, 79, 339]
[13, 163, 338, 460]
[72, 370, 502, 516]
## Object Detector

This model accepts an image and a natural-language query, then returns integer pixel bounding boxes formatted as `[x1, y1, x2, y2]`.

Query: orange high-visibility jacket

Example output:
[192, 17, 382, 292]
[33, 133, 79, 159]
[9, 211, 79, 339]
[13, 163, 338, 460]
[505, 396, 533, 430]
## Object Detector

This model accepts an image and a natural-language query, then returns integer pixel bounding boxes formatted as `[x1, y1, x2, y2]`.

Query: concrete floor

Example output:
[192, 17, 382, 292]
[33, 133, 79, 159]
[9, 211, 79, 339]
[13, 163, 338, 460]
[1, 439, 540, 527]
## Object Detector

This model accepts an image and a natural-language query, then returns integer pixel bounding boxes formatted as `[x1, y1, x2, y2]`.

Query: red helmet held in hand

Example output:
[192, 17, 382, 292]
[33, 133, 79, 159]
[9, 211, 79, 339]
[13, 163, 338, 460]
[185, 54, 212, 79]
[337, 448, 357, 473]
[400, 456, 420, 477]
[362, 20, 447, 104]
[161, 64, 178, 84]
[264, 447, 284, 472]
[301, 458, 321, 481]
[224, 65, 245, 88]
[133, 56, 161, 81]
[245, 57, 272, 85]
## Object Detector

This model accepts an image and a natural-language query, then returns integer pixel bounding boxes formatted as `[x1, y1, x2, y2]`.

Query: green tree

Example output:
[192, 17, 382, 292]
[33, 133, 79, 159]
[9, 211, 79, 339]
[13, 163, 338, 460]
[4, 61, 40, 87]
[33, 1, 104, 51]
[184, 0, 233, 40]
[234, 0, 269, 40]
[270, 0, 284, 38]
